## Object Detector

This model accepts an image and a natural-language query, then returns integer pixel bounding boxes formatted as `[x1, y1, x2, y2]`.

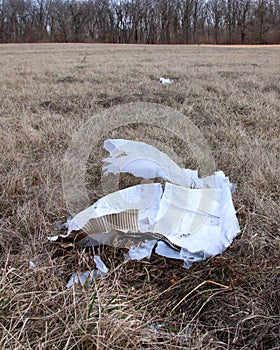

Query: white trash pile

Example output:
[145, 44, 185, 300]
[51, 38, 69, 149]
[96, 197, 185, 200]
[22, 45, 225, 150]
[49, 139, 240, 286]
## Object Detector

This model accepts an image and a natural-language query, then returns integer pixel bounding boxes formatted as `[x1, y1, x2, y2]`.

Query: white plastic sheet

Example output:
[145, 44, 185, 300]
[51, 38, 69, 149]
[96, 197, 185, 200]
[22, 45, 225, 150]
[51, 139, 240, 269]
[159, 77, 173, 84]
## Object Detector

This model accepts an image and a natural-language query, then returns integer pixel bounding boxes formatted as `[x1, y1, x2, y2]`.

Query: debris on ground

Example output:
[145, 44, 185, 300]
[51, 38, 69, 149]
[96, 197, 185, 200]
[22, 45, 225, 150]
[66, 269, 104, 288]
[29, 261, 36, 269]
[159, 77, 173, 84]
[65, 255, 108, 288]
[49, 139, 240, 277]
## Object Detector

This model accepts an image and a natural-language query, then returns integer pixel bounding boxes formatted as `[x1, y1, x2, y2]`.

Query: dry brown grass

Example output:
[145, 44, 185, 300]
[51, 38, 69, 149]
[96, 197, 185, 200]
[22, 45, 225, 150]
[0, 43, 279, 349]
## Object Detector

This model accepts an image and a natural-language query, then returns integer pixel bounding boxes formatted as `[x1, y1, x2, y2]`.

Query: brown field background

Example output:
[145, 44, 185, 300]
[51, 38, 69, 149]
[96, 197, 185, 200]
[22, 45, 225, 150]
[0, 44, 279, 349]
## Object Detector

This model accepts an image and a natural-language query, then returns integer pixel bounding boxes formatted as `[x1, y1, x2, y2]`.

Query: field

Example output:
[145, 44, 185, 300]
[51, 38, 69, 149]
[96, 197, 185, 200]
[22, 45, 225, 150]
[0, 43, 279, 349]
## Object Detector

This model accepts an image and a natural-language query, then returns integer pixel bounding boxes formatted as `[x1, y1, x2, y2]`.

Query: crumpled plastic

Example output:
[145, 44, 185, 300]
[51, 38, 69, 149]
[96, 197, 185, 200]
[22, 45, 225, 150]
[50, 139, 240, 269]
[159, 77, 173, 84]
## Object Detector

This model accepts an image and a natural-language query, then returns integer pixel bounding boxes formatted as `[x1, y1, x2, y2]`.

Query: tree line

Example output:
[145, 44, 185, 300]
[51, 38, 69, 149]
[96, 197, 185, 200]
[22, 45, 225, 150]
[0, 0, 279, 44]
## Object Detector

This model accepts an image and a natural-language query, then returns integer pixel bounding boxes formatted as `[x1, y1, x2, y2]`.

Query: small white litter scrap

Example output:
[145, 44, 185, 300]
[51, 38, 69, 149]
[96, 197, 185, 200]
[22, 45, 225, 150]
[159, 77, 173, 85]
[66, 270, 103, 289]
[29, 261, 36, 269]
[50, 139, 240, 269]
[66, 255, 108, 288]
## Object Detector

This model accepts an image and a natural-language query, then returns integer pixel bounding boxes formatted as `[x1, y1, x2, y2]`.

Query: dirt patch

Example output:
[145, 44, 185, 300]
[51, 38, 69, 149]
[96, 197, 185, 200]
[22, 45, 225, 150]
[263, 83, 280, 96]
[218, 71, 247, 79]
[96, 92, 185, 108]
[38, 95, 95, 114]
[38, 91, 185, 115]
[56, 76, 84, 84]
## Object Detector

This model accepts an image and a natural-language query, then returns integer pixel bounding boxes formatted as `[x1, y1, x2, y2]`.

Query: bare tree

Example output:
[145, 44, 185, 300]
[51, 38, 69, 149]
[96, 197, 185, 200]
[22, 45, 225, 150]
[237, 0, 251, 44]
[254, 0, 267, 42]
[180, 0, 194, 43]
[0, 0, 279, 44]
[207, 0, 225, 43]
